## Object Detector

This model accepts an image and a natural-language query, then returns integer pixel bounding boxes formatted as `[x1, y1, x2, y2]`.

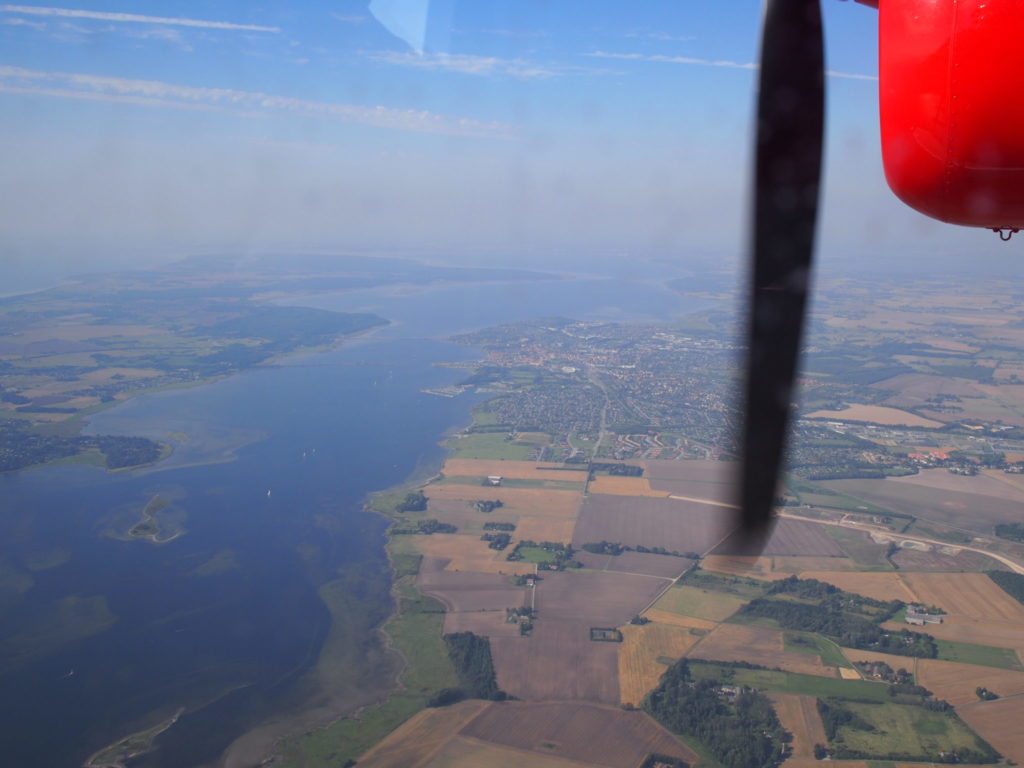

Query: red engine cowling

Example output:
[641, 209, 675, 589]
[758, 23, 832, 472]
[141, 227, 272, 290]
[879, 0, 1024, 230]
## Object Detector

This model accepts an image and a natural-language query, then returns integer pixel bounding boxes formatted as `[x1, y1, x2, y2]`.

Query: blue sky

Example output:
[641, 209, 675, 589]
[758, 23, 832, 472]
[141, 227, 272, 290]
[0, 1, 1012, 278]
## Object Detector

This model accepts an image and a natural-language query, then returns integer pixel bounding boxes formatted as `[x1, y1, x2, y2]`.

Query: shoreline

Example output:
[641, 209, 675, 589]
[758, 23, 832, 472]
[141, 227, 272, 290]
[2, 322, 389, 479]
[256, 365, 485, 766]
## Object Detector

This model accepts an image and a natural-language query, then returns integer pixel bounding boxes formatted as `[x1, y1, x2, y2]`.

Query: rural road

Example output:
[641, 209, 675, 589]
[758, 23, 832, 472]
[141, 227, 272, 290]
[779, 510, 1024, 575]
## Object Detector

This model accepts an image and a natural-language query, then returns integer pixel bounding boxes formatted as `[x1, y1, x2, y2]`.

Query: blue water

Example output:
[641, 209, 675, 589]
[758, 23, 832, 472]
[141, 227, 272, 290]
[0, 277, 708, 767]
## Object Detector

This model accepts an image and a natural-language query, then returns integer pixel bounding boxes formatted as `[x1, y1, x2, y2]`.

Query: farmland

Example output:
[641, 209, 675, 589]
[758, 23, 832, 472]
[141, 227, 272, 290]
[618, 621, 703, 706]
[806, 405, 944, 429]
[768, 694, 827, 758]
[823, 700, 995, 761]
[958, 697, 1024, 764]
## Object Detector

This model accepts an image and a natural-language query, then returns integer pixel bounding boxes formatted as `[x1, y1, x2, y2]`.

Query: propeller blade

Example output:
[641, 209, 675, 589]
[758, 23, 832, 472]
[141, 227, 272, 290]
[736, 0, 825, 546]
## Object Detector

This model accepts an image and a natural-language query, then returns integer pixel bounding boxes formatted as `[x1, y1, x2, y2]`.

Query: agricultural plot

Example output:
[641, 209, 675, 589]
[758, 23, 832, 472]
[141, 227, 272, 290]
[618, 621, 702, 706]
[425, 484, 582, 544]
[641, 610, 718, 633]
[441, 458, 588, 483]
[649, 584, 746, 622]
[491, 570, 668, 703]
[460, 700, 696, 768]
[822, 527, 895, 569]
[796, 571, 918, 604]
[417, 560, 528, 613]
[891, 547, 1008, 572]
[586, 475, 665, 497]
[769, 694, 827, 758]
[689, 623, 838, 678]
[915, 658, 1024, 706]
[448, 432, 538, 460]
[883, 572, 1024, 657]
[958, 697, 1024, 764]
[573, 495, 731, 556]
[412, 535, 535, 576]
[823, 478, 1022, 535]
[825, 701, 992, 762]
[717, 519, 846, 557]
[644, 459, 735, 501]
[575, 550, 693, 579]
[688, 661, 888, 701]
[357, 699, 491, 768]
[423, 736, 597, 768]
[701, 554, 859, 579]
[805, 405, 943, 428]
[490, 619, 621, 703]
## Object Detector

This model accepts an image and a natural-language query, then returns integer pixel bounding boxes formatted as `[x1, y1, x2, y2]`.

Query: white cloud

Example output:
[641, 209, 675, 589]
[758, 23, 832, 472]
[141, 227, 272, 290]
[587, 51, 876, 82]
[0, 65, 515, 138]
[2, 15, 44, 28]
[367, 50, 599, 80]
[0, 4, 279, 33]
[331, 13, 367, 25]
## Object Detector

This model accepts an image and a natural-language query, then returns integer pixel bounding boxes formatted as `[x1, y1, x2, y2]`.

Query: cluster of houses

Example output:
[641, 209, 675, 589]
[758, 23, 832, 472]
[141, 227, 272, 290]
[905, 604, 944, 625]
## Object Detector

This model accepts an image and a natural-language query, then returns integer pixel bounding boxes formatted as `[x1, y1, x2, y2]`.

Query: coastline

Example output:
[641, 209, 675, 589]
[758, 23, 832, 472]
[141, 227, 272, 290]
[261, 377, 484, 767]
[3, 322, 389, 479]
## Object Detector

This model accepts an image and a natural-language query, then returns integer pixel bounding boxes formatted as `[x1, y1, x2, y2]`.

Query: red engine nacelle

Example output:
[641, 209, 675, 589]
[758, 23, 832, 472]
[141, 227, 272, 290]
[879, 0, 1024, 231]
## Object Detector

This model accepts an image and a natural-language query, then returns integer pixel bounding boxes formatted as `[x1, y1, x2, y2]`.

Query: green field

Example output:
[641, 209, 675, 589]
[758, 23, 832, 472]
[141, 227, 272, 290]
[824, 526, 895, 570]
[681, 568, 770, 601]
[783, 631, 853, 668]
[447, 432, 535, 460]
[934, 638, 1024, 670]
[830, 701, 993, 761]
[652, 584, 747, 622]
[688, 662, 890, 702]
[515, 546, 559, 565]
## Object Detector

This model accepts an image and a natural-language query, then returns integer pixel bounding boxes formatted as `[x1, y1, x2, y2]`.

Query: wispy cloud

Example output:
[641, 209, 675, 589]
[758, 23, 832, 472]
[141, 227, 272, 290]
[367, 50, 605, 80]
[0, 4, 279, 33]
[331, 13, 367, 25]
[624, 31, 696, 43]
[587, 51, 877, 82]
[0, 65, 514, 138]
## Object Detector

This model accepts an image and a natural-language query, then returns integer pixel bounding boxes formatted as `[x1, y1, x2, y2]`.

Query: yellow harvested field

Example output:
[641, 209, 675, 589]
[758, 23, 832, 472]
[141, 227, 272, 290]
[358, 700, 491, 768]
[690, 624, 835, 677]
[641, 609, 718, 632]
[701, 555, 779, 579]
[412, 534, 536, 576]
[426, 484, 583, 544]
[916, 658, 1024, 706]
[838, 667, 861, 680]
[587, 475, 666, 497]
[426, 485, 581, 518]
[806, 405, 943, 428]
[424, 736, 596, 768]
[840, 647, 919, 676]
[892, 572, 1024, 649]
[442, 459, 587, 482]
[770, 694, 826, 758]
[618, 622, 702, 705]
[798, 571, 919, 603]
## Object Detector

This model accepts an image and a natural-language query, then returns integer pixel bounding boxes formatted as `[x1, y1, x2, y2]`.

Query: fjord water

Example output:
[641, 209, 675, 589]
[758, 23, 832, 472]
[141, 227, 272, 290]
[0, 277, 703, 767]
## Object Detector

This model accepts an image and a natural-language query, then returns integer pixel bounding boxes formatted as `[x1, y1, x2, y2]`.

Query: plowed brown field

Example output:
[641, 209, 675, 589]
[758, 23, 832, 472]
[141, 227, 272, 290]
[460, 700, 697, 768]
[958, 697, 1024, 763]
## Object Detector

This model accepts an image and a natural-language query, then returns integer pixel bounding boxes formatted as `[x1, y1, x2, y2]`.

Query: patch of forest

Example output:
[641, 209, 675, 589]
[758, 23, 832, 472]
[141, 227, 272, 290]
[736, 577, 937, 658]
[429, 632, 508, 707]
[644, 659, 788, 768]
